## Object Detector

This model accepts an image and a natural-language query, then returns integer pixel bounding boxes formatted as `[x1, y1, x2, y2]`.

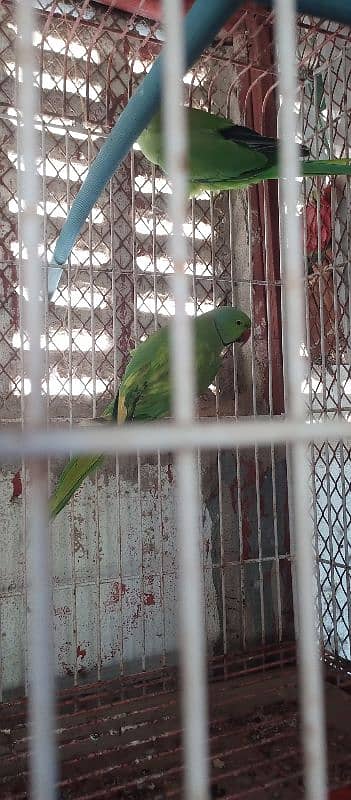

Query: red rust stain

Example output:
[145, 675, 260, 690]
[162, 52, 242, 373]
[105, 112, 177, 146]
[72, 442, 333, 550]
[111, 581, 127, 602]
[77, 645, 87, 660]
[11, 471, 22, 501]
[104, 581, 128, 612]
[143, 593, 155, 606]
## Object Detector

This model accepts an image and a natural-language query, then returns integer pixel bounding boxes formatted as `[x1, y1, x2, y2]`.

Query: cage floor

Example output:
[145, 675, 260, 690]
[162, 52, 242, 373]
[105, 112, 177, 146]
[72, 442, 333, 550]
[0, 644, 351, 799]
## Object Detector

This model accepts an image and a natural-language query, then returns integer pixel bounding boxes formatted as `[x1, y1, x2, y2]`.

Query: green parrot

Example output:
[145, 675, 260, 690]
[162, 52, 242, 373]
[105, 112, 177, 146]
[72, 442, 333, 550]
[137, 106, 351, 196]
[49, 306, 251, 519]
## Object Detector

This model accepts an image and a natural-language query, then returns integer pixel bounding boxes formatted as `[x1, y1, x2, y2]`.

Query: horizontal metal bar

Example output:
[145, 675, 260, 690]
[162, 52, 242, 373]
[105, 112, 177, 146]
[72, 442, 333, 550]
[0, 416, 350, 460]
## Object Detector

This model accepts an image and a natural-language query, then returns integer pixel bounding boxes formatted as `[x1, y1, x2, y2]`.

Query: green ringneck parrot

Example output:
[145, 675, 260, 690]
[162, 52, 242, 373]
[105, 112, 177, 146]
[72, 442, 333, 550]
[137, 106, 351, 197]
[49, 306, 251, 519]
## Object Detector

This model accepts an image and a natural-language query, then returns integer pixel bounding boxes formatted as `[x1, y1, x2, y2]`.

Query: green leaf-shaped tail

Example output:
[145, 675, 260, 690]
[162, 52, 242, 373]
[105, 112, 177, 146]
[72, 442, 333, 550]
[189, 158, 351, 196]
[49, 453, 105, 519]
[49, 398, 116, 520]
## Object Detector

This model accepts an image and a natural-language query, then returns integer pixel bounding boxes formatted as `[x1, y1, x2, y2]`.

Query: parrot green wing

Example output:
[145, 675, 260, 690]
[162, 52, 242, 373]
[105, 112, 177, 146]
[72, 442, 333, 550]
[188, 127, 268, 182]
[119, 317, 224, 421]
[119, 333, 172, 422]
[138, 107, 269, 184]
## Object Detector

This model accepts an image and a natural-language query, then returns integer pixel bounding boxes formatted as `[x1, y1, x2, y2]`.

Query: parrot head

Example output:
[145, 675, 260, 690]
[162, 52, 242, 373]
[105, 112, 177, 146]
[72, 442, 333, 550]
[213, 306, 251, 346]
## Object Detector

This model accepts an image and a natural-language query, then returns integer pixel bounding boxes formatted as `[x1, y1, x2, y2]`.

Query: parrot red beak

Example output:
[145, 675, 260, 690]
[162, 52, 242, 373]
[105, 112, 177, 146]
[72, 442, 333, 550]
[238, 327, 251, 345]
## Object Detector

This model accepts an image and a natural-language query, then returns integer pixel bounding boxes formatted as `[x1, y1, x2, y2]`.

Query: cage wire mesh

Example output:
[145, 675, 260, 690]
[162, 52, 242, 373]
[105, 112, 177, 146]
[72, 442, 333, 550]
[0, 0, 350, 772]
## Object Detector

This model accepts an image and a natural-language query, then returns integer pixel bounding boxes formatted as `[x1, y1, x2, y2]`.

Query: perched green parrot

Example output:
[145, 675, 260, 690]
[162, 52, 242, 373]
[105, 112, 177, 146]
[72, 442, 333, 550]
[49, 306, 251, 519]
[137, 106, 351, 196]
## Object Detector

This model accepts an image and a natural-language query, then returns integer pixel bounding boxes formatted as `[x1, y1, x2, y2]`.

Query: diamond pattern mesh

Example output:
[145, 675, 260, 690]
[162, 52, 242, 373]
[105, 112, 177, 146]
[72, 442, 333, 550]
[298, 20, 351, 659]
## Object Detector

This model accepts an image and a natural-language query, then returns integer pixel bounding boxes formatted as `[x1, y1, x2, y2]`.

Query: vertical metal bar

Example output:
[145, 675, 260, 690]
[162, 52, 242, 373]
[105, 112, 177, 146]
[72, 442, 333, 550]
[151, 161, 167, 668]
[88, 134, 97, 421]
[16, 66, 30, 696]
[247, 193, 265, 646]
[190, 200, 206, 661]
[133, 137, 147, 677]
[343, 47, 351, 368]
[41, 122, 50, 424]
[323, 441, 338, 652]
[87, 133, 102, 682]
[327, 62, 348, 657]
[262, 186, 283, 642]
[65, 130, 73, 427]
[16, 2, 56, 798]
[130, 113, 138, 679]
[152, 164, 159, 332]
[65, 129, 78, 688]
[313, 70, 338, 655]
[110, 177, 125, 677]
[341, 48, 351, 657]
[137, 455, 147, 673]
[274, 2, 328, 799]
[313, 97, 334, 650]
[157, 452, 167, 668]
[225, 162, 243, 654]
[209, 189, 225, 654]
[300, 115, 325, 648]
[162, 1, 209, 799]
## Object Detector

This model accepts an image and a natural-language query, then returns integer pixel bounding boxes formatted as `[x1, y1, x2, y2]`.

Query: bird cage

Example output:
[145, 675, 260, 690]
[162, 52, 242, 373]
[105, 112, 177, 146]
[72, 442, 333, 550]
[0, 0, 351, 797]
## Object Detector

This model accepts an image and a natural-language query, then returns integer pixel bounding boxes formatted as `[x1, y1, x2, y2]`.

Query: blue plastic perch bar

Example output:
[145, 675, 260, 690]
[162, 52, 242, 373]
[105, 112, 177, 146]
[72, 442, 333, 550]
[49, 0, 351, 299]
[49, 0, 238, 298]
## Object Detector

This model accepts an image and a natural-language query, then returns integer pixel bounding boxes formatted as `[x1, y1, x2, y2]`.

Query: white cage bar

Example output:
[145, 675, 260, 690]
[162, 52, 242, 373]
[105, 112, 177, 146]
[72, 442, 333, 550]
[16, 1, 56, 798]
[162, 0, 209, 798]
[275, 0, 327, 796]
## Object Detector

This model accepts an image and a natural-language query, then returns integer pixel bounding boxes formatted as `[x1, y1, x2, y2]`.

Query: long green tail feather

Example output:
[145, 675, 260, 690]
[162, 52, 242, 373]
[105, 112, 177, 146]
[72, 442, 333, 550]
[49, 454, 105, 519]
[49, 396, 117, 520]
[302, 158, 351, 177]
[189, 158, 351, 196]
